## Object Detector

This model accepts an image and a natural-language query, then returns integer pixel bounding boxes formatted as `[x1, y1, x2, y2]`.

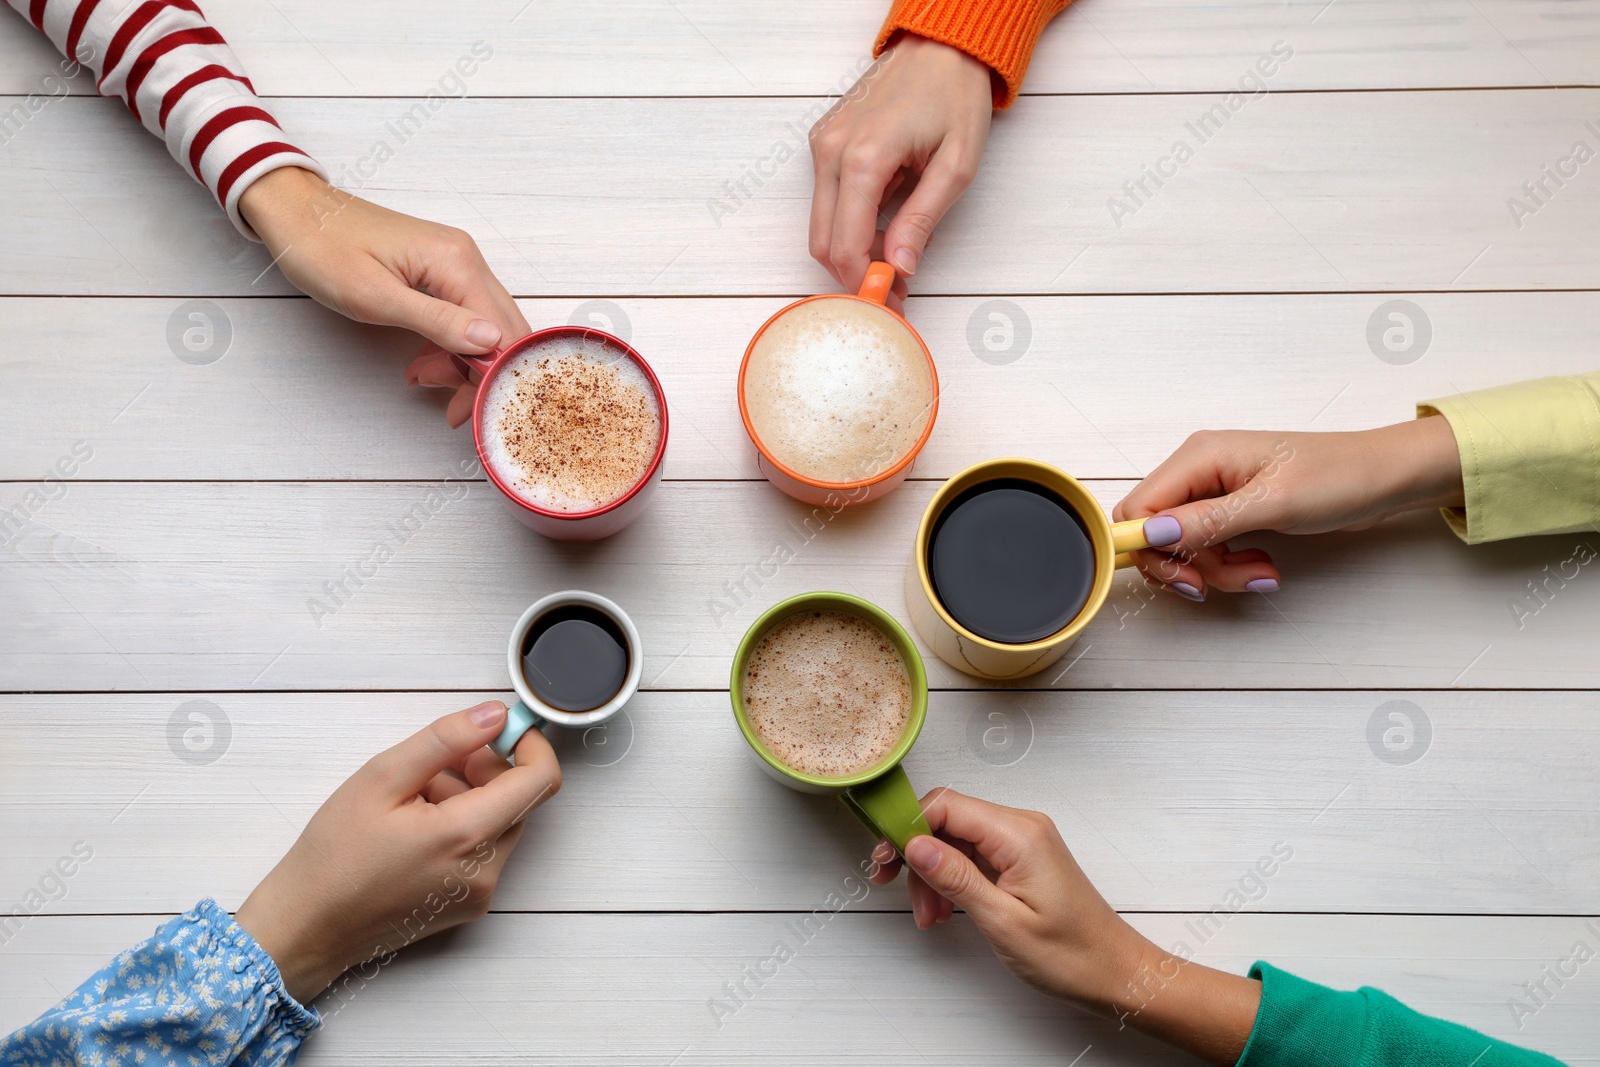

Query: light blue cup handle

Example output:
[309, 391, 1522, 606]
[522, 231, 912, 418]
[490, 701, 547, 761]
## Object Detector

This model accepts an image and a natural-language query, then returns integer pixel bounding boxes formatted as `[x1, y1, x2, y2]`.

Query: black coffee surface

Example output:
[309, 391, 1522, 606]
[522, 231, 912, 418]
[520, 605, 629, 712]
[928, 480, 1096, 644]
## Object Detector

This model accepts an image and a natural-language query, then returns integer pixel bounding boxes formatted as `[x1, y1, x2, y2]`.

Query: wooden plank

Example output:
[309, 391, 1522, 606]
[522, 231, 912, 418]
[1, 690, 1595, 913]
[4, 481, 1598, 691]
[5, 91, 1598, 296]
[2, 912, 1594, 1064]
[4, 293, 1599, 482]
[3, 1, 1594, 97]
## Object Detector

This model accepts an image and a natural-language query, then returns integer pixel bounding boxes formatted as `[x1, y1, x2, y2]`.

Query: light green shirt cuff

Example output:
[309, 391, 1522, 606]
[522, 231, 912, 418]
[1419, 373, 1600, 544]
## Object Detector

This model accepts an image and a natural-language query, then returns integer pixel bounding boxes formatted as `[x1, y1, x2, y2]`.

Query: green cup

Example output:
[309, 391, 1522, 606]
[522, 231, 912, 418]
[730, 591, 932, 854]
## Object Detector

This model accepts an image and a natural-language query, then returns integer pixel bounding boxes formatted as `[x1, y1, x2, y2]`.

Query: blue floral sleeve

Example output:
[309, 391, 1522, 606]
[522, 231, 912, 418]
[0, 899, 320, 1066]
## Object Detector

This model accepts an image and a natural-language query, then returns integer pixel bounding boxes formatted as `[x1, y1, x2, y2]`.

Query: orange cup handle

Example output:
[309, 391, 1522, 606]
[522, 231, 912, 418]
[857, 261, 896, 305]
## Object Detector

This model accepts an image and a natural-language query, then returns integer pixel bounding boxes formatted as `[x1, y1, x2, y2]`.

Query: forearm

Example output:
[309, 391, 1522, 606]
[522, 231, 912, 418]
[1362, 414, 1466, 518]
[238, 164, 347, 245]
[9, 0, 323, 237]
[1095, 935, 1261, 1067]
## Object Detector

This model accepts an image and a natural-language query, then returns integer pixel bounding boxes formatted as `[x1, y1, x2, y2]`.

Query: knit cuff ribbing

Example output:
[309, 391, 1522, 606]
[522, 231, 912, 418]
[874, 0, 1070, 108]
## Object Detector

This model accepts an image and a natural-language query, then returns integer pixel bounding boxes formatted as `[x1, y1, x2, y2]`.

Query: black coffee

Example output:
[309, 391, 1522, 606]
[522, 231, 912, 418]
[928, 480, 1096, 644]
[520, 605, 629, 712]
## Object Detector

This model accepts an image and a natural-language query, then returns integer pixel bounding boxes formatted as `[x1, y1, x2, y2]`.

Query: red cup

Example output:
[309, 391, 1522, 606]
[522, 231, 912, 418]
[462, 326, 668, 542]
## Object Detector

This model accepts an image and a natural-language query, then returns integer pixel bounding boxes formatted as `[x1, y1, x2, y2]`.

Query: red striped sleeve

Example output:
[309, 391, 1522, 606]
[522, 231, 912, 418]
[124, 26, 227, 124]
[65, 0, 107, 66]
[14, 0, 325, 238]
[158, 63, 254, 130]
[187, 105, 280, 176]
[215, 141, 313, 206]
[99, 0, 203, 87]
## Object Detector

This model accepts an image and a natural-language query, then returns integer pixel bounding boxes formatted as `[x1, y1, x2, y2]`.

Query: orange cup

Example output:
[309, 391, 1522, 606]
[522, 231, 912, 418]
[737, 262, 939, 507]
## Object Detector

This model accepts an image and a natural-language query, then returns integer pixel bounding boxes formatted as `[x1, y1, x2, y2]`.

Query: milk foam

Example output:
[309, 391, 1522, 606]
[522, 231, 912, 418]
[480, 337, 661, 512]
[743, 299, 933, 484]
[742, 610, 912, 780]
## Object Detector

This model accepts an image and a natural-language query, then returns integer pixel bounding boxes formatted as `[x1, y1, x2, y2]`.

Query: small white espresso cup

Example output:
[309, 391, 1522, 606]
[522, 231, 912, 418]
[490, 590, 643, 760]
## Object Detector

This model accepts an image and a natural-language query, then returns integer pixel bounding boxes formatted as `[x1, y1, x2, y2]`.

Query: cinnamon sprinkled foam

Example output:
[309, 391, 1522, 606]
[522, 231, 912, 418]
[481, 337, 661, 513]
[743, 610, 912, 779]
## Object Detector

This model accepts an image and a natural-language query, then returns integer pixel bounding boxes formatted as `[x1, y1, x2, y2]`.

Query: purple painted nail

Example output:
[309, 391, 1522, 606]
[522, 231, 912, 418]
[1171, 582, 1205, 602]
[1143, 515, 1182, 547]
[1245, 578, 1280, 594]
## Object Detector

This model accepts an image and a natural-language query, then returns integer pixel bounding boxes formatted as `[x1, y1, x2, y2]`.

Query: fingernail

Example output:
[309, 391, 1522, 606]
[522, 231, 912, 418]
[1171, 582, 1206, 602]
[871, 840, 895, 864]
[890, 248, 917, 276]
[464, 318, 502, 349]
[1245, 578, 1280, 593]
[904, 837, 940, 873]
[1144, 515, 1182, 547]
[468, 701, 505, 728]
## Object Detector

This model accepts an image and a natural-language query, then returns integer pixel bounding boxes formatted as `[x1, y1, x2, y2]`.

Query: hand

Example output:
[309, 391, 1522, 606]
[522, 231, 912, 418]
[239, 166, 532, 427]
[235, 701, 560, 1004]
[808, 34, 993, 305]
[869, 789, 1261, 1066]
[1111, 417, 1466, 599]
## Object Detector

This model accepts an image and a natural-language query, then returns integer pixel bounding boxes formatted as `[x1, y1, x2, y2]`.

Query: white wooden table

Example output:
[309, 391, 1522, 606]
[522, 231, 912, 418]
[3, 2, 1599, 1062]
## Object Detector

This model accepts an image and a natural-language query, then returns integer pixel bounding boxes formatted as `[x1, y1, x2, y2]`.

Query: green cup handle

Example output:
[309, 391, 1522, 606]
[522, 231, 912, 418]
[839, 764, 932, 855]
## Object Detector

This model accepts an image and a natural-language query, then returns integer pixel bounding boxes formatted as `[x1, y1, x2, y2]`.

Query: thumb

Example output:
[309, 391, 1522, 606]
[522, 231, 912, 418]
[362, 271, 505, 355]
[903, 835, 1012, 921]
[362, 701, 509, 800]
[883, 147, 976, 278]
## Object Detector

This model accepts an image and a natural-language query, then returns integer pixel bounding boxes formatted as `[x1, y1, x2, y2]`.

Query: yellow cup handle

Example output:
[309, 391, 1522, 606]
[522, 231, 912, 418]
[857, 261, 896, 305]
[1110, 518, 1150, 570]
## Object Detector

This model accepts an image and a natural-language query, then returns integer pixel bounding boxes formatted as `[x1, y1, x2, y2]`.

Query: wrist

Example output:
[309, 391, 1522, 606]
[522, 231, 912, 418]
[1111, 940, 1262, 1066]
[887, 32, 998, 100]
[236, 882, 347, 1006]
[1365, 416, 1466, 517]
[237, 165, 342, 242]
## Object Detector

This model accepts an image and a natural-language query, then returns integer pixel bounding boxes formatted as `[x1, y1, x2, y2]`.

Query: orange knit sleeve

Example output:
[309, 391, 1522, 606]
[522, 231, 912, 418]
[874, 0, 1071, 108]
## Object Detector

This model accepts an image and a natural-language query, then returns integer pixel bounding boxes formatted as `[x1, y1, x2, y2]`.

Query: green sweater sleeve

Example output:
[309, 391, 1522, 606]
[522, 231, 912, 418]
[1418, 373, 1600, 544]
[1237, 962, 1568, 1067]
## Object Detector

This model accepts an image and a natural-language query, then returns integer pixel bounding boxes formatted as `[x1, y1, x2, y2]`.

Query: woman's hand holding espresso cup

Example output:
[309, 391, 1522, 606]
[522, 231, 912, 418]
[868, 790, 1262, 1067]
[1112, 417, 1467, 600]
[233, 701, 560, 1006]
[238, 166, 531, 427]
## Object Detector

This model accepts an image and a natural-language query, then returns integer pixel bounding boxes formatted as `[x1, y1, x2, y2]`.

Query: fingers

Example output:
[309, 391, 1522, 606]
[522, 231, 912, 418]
[440, 726, 562, 842]
[362, 702, 509, 802]
[808, 133, 843, 286]
[406, 343, 483, 428]
[1128, 544, 1281, 600]
[445, 382, 478, 429]
[901, 834, 1013, 926]
[829, 145, 901, 294]
[918, 789, 1044, 875]
[406, 345, 469, 390]
[352, 223, 530, 357]
[868, 839, 901, 884]
[883, 146, 976, 277]
[422, 768, 472, 804]
[364, 278, 505, 356]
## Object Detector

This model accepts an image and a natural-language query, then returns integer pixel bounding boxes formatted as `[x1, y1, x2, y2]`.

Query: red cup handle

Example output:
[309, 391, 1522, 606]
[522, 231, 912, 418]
[858, 261, 896, 306]
[450, 350, 500, 382]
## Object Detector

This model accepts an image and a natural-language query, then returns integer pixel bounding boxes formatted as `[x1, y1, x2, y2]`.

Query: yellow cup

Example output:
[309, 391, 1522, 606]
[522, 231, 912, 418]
[905, 458, 1158, 681]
